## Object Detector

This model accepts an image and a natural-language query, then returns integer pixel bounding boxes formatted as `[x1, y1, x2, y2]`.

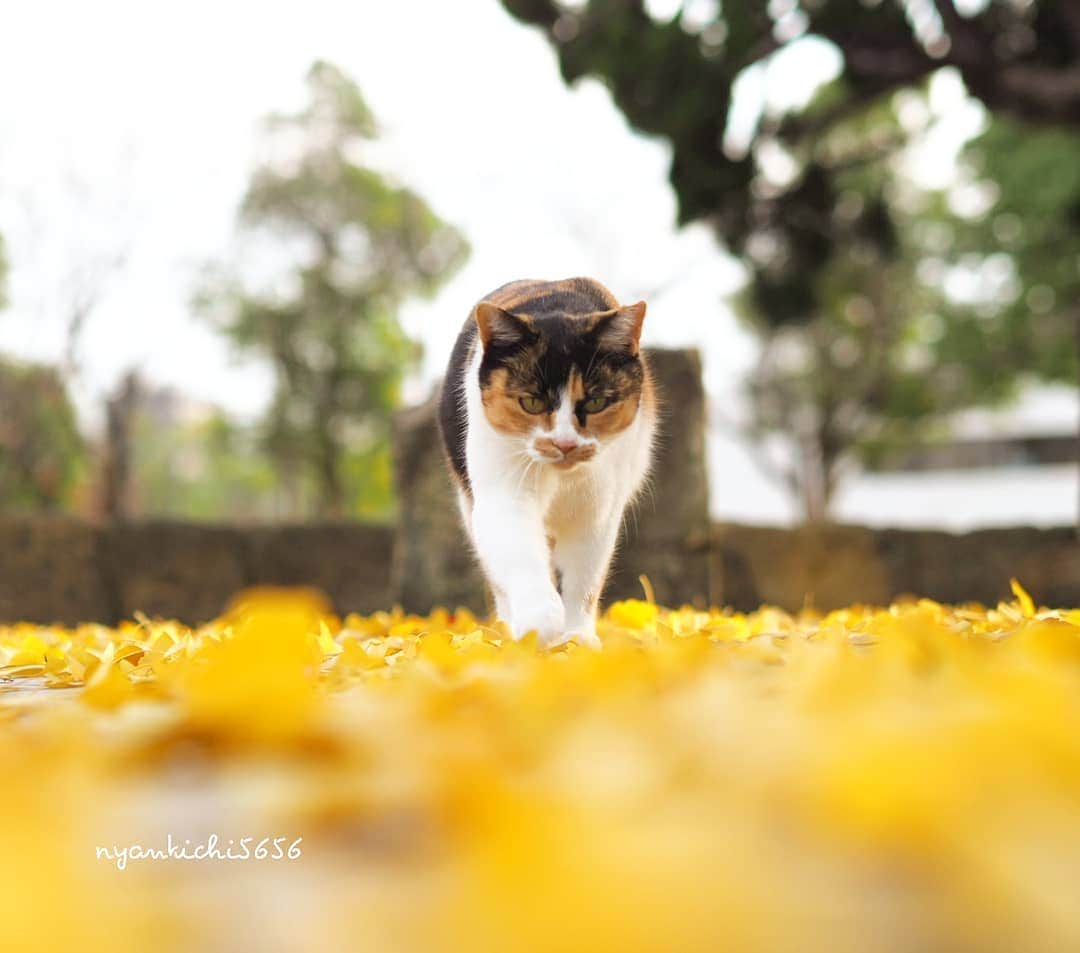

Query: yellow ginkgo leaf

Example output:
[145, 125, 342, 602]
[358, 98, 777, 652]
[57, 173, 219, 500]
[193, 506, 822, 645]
[1011, 578, 1036, 617]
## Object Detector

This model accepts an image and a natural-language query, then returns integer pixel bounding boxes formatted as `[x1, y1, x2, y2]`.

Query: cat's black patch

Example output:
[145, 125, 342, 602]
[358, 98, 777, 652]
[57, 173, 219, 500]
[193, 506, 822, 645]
[505, 290, 597, 317]
[476, 320, 539, 390]
[498, 312, 643, 412]
[438, 317, 476, 495]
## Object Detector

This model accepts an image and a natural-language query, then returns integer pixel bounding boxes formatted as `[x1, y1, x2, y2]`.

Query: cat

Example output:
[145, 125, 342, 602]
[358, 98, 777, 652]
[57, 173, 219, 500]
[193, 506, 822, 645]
[438, 277, 656, 649]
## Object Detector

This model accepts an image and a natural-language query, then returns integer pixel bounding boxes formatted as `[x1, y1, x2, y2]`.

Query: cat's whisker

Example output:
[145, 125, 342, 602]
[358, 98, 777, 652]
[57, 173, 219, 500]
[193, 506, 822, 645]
[511, 459, 529, 498]
[512, 453, 537, 498]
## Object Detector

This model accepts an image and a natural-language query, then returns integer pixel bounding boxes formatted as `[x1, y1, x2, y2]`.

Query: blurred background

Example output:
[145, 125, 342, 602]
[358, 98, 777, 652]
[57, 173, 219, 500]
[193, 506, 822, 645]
[0, 0, 1077, 583]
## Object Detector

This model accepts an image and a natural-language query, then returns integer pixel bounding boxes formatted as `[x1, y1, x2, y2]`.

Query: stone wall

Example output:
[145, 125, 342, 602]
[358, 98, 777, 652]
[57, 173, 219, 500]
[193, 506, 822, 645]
[711, 522, 1080, 612]
[2, 343, 1075, 624]
[0, 517, 1076, 625]
[0, 519, 396, 626]
[603, 349, 712, 607]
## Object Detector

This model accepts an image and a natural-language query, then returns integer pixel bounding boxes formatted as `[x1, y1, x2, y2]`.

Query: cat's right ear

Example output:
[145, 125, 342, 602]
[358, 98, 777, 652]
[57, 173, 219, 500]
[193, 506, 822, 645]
[474, 302, 533, 350]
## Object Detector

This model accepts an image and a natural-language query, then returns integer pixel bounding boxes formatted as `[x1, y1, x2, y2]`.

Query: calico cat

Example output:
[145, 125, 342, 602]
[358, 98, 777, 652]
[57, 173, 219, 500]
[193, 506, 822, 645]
[438, 277, 656, 649]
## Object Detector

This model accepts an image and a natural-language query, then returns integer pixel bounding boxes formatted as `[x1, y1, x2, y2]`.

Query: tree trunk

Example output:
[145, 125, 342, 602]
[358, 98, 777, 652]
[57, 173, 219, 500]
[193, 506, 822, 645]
[315, 432, 344, 519]
[1074, 307, 1080, 539]
[797, 434, 830, 524]
[101, 372, 139, 522]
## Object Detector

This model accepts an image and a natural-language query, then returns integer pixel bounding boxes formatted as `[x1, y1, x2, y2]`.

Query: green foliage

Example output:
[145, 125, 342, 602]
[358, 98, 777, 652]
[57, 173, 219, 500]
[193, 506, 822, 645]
[342, 442, 396, 524]
[199, 61, 468, 519]
[0, 357, 84, 511]
[503, 0, 1080, 521]
[946, 116, 1080, 385]
[131, 404, 281, 521]
[0, 231, 8, 310]
[744, 128, 1003, 515]
[130, 401, 400, 523]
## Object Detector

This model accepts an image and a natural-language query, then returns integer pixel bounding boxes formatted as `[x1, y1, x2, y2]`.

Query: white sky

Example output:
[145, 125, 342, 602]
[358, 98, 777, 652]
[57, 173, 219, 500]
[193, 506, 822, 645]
[0, 0, 1074, 527]
[0, 0, 754, 411]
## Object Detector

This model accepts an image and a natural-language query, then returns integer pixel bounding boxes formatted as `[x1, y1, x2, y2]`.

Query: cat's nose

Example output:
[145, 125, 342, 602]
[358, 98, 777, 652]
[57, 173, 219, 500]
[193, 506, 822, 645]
[552, 437, 579, 456]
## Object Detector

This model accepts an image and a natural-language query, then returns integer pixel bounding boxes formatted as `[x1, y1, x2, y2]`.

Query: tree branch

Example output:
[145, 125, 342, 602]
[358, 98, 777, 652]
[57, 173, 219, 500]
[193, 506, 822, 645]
[930, 0, 963, 35]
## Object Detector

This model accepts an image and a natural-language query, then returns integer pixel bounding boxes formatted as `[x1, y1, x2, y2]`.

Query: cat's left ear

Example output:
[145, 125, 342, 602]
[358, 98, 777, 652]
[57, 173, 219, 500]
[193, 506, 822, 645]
[592, 301, 647, 356]
[475, 302, 534, 350]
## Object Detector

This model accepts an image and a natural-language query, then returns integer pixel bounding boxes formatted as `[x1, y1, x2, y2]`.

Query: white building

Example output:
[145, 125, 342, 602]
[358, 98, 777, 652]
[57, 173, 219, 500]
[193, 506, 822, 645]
[709, 385, 1078, 530]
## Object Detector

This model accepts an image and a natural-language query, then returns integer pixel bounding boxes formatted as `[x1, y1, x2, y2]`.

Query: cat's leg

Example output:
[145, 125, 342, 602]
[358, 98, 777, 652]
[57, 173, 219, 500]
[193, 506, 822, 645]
[471, 488, 564, 643]
[551, 504, 623, 650]
[457, 489, 514, 627]
[490, 582, 512, 631]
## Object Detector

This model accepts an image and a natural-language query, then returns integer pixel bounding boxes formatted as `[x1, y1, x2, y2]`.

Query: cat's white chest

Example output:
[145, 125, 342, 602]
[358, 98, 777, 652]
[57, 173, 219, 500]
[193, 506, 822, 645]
[538, 467, 599, 536]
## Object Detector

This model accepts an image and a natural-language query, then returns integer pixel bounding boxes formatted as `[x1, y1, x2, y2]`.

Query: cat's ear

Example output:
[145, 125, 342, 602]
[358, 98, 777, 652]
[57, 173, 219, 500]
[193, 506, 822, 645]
[474, 302, 533, 350]
[592, 301, 646, 355]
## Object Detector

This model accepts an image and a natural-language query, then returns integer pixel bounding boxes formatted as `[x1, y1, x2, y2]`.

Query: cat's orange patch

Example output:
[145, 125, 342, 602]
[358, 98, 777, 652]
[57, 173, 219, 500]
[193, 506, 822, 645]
[575, 360, 654, 440]
[488, 277, 620, 314]
[585, 394, 642, 438]
[569, 369, 586, 404]
[481, 368, 550, 436]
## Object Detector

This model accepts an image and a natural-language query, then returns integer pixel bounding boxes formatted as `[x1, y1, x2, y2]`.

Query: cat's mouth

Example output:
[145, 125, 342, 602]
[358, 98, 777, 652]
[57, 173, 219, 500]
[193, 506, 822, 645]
[551, 456, 584, 470]
[532, 438, 598, 469]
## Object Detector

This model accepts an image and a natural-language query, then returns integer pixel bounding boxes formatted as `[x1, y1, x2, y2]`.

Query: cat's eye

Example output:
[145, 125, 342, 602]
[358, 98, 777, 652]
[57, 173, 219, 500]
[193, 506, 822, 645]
[583, 395, 609, 414]
[519, 395, 546, 414]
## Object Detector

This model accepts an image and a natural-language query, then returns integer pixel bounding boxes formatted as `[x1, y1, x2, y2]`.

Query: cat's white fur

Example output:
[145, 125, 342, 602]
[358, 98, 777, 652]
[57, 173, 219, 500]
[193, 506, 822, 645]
[458, 345, 655, 649]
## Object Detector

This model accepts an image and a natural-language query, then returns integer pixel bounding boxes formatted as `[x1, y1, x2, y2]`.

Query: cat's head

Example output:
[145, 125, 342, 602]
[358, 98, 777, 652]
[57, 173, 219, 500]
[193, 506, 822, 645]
[474, 298, 649, 469]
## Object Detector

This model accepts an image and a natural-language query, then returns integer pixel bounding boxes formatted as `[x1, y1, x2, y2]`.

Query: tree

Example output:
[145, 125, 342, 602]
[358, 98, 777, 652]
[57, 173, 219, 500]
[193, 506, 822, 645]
[948, 115, 1080, 526]
[0, 357, 84, 511]
[949, 116, 1080, 388]
[100, 371, 140, 521]
[502, 1, 1080, 247]
[736, 109, 1027, 520]
[199, 61, 468, 519]
[128, 395, 281, 522]
[0, 230, 8, 310]
[9, 165, 136, 378]
[502, 0, 1080, 520]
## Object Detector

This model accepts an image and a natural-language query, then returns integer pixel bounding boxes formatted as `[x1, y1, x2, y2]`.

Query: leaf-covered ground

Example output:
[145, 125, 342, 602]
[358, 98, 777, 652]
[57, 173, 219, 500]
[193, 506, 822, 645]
[2, 582, 1079, 953]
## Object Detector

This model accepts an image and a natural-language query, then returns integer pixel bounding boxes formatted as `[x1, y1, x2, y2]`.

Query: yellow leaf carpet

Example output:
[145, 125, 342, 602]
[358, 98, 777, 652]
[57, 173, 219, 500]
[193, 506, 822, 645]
[1, 580, 1079, 953]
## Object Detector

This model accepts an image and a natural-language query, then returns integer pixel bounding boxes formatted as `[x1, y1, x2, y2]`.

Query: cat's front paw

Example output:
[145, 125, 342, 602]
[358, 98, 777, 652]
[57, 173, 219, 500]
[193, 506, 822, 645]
[509, 592, 565, 647]
[551, 617, 601, 651]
